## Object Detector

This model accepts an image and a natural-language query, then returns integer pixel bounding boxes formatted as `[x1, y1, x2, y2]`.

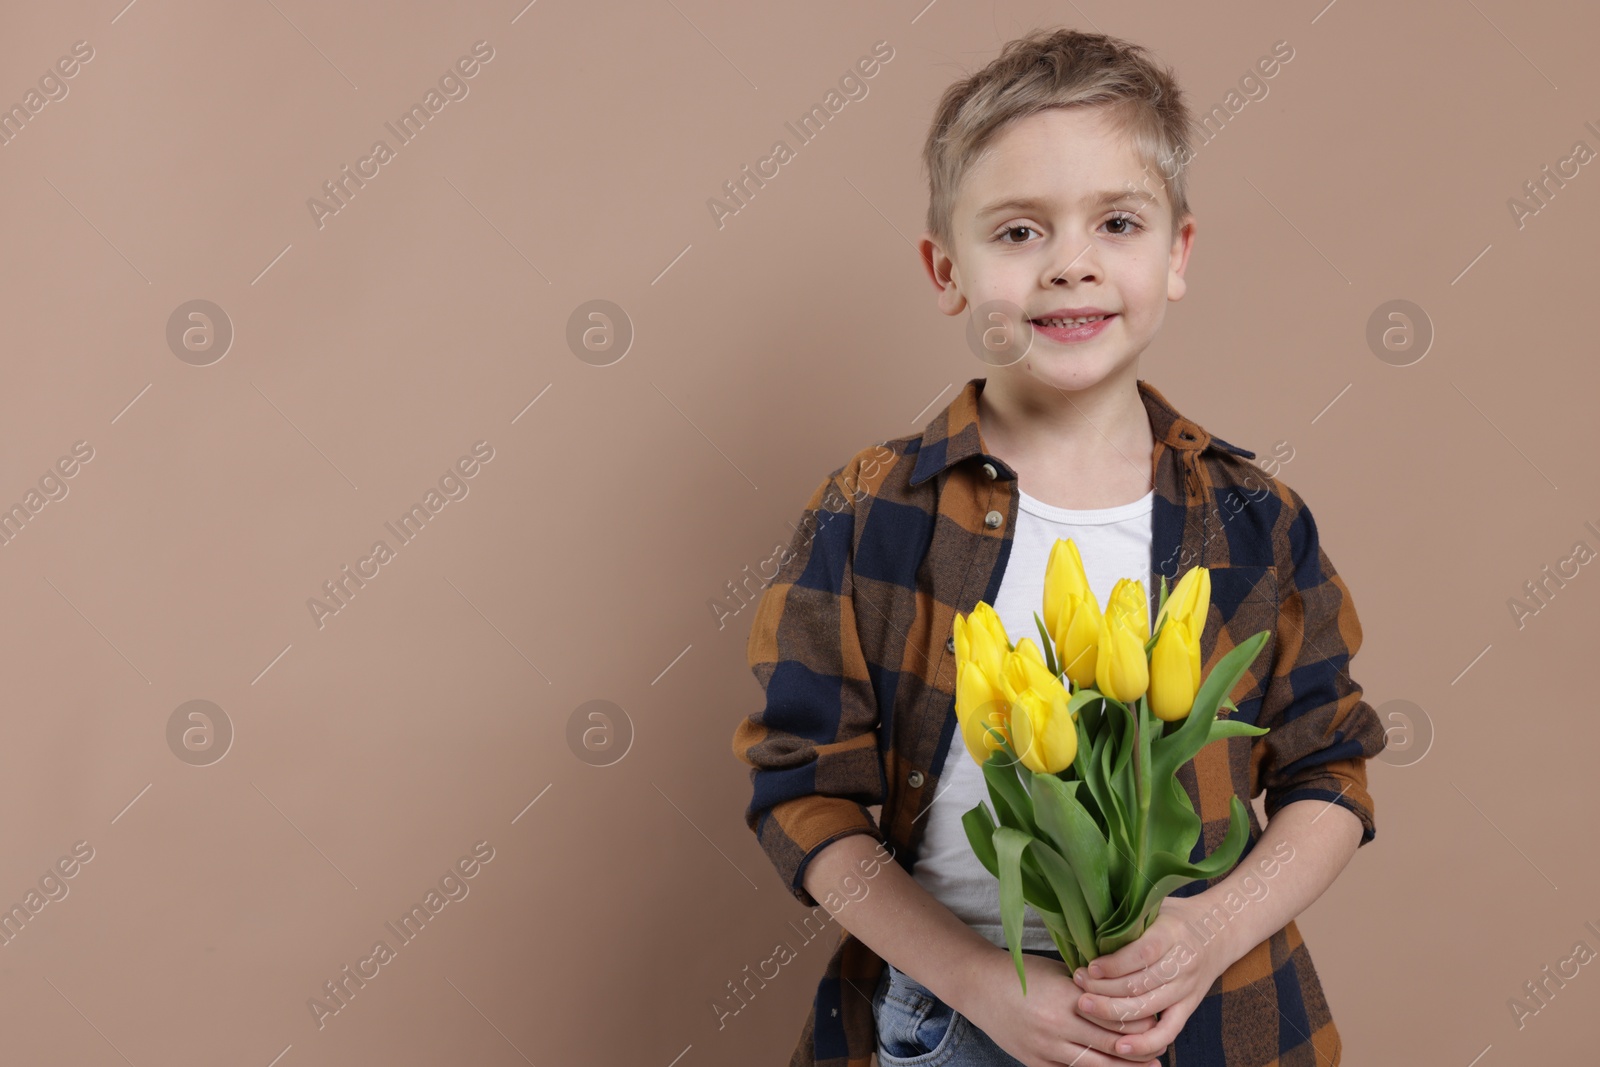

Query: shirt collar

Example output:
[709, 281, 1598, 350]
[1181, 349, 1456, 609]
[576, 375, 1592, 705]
[908, 376, 1255, 487]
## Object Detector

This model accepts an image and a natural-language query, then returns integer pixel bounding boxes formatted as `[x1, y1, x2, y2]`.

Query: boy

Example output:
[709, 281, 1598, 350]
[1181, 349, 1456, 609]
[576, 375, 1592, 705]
[732, 28, 1385, 1067]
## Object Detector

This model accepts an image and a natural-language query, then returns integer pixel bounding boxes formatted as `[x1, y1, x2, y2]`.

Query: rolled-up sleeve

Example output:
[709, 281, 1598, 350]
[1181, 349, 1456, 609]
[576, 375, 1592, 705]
[731, 465, 887, 907]
[1255, 486, 1388, 846]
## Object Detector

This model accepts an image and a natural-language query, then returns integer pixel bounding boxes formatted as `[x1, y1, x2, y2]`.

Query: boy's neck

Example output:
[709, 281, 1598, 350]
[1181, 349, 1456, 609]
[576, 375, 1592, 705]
[975, 367, 1156, 510]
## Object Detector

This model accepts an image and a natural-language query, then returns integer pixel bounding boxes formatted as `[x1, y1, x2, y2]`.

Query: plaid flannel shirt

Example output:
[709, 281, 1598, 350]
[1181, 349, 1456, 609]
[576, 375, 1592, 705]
[732, 376, 1386, 1067]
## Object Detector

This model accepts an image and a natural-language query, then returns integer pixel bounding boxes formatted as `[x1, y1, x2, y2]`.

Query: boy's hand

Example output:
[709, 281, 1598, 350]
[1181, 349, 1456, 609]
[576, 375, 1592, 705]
[1068, 895, 1241, 1061]
[954, 946, 1165, 1066]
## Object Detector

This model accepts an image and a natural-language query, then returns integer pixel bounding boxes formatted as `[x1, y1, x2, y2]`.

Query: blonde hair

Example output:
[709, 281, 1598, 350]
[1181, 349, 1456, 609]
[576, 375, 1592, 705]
[922, 28, 1200, 249]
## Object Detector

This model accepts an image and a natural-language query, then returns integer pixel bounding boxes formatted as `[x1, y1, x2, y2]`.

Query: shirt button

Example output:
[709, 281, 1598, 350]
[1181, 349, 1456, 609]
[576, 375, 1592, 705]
[984, 510, 1004, 529]
[908, 770, 925, 788]
[946, 635, 956, 653]
[982, 462, 998, 480]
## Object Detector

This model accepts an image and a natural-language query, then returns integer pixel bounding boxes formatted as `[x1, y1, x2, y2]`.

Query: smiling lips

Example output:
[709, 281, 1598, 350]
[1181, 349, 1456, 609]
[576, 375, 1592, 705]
[1029, 310, 1116, 342]
[1031, 306, 1115, 325]
[1035, 314, 1109, 326]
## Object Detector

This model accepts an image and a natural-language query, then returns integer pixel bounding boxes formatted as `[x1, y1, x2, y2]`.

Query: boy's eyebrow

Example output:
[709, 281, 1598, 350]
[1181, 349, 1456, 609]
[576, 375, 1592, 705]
[976, 189, 1159, 218]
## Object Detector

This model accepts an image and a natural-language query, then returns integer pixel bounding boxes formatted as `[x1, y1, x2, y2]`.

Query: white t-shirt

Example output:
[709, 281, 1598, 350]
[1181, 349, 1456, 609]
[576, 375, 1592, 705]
[910, 484, 1155, 951]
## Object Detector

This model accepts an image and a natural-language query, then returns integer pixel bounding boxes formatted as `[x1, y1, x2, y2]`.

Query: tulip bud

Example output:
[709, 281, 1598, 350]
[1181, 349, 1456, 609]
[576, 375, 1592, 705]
[955, 656, 1011, 766]
[1149, 615, 1200, 721]
[1154, 566, 1210, 642]
[968, 602, 1011, 681]
[1106, 577, 1149, 639]
[998, 644, 1076, 773]
[1043, 539, 1092, 639]
[1095, 581, 1150, 704]
[1055, 595, 1102, 690]
[1014, 636, 1047, 668]
[1002, 645, 1071, 719]
[1010, 685, 1077, 774]
[1042, 540, 1103, 690]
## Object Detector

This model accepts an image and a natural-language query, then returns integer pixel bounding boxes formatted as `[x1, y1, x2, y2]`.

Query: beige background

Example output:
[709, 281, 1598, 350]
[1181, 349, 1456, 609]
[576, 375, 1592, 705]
[0, 0, 1593, 1063]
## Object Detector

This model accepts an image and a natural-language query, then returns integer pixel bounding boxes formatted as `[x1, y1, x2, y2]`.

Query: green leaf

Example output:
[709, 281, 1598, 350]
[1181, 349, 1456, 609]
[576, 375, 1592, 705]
[1026, 837, 1099, 967]
[982, 752, 1037, 837]
[1151, 630, 1272, 783]
[994, 827, 1034, 994]
[1103, 700, 1136, 844]
[1096, 716, 1135, 898]
[1144, 608, 1171, 656]
[1207, 719, 1270, 744]
[962, 802, 1057, 911]
[1144, 769, 1200, 864]
[1067, 709, 1106, 835]
[1033, 611, 1061, 677]
[983, 760, 1027, 833]
[1067, 687, 1104, 737]
[1029, 774, 1112, 925]
[1034, 906, 1083, 973]
[961, 801, 1001, 871]
[1094, 795, 1254, 953]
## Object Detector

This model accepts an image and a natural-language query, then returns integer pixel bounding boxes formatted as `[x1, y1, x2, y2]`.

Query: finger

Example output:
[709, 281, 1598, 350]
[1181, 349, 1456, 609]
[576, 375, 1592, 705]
[1099, 994, 1196, 1061]
[1073, 965, 1170, 1000]
[1047, 1038, 1162, 1067]
[1077, 980, 1182, 1027]
[1084, 931, 1169, 980]
[1068, 990, 1158, 1034]
[1069, 1008, 1157, 1036]
[1065, 1003, 1169, 1061]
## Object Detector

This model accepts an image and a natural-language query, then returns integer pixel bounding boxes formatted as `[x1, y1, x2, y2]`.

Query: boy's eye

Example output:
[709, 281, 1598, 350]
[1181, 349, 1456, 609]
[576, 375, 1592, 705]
[997, 224, 1039, 244]
[1104, 212, 1145, 235]
[994, 214, 1146, 244]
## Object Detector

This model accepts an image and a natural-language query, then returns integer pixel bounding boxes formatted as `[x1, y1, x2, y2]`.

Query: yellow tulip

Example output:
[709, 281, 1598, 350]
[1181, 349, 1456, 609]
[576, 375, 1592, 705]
[1154, 566, 1210, 642]
[954, 657, 1011, 766]
[962, 602, 1011, 683]
[1042, 539, 1091, 637]
[1043, 539, 1102, 689]
[1106, 576, 1150, 638]
[1095, 579, 1150, 703]
[1148, 614, 1201, 721]
[1013, 636, 1046, 668]
[1000, 645, 1077, 773]
[1009, 685, 1078, 774]
[1055, 596, 1102, 690]
[953, 609, 1015, 766]
[1001, 639, 1064, 701]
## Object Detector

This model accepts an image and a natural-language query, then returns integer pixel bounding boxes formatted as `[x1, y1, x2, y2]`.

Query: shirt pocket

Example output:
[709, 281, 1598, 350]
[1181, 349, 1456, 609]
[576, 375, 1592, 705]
[1198, 565, 1279, 716]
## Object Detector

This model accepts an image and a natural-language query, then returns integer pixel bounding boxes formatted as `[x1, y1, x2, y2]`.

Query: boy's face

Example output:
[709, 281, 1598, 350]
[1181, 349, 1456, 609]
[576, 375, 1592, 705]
[921, 106, 1195, 394]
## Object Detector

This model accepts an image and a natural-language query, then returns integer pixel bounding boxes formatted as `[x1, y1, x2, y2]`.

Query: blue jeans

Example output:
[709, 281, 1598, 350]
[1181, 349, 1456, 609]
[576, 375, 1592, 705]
[871, 949, 1067, 1066]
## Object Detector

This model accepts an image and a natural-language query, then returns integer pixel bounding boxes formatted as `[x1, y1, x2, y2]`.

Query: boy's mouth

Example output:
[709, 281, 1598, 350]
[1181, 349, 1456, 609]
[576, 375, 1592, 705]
[1029, 312, 1117, 342]
[1031, 314, 1113, 327]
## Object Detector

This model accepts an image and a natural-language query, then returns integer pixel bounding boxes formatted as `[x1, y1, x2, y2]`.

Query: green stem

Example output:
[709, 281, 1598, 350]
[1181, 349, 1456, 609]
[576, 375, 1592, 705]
[1134, 696, 1152, 880]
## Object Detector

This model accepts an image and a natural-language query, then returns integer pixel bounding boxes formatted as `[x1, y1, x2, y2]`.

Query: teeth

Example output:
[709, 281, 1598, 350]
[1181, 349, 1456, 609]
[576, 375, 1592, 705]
[1036, 315, 1107, 327]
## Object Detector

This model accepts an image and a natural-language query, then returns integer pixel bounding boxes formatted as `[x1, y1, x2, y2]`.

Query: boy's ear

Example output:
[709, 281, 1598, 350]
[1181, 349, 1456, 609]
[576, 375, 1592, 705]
[1167, 213, 1197, 302]
[920, 233, 967, 316]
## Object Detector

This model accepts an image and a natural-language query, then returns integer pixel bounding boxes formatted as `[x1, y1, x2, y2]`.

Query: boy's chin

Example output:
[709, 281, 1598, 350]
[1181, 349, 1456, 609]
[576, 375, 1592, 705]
[1002, 352, 1135, 392]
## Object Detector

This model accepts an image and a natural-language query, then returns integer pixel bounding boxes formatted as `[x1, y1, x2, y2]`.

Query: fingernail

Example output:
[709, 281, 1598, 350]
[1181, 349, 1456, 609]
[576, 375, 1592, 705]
[1117, 1042, 1132, 1054]
[1088, 963, 1103, 978]
[1079, 995, 1094, 1013]
[1073, 969, 1085, 985]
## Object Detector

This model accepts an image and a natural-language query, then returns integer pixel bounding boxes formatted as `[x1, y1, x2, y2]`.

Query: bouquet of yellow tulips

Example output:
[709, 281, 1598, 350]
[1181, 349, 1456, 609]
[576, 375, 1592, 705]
[953, 539, 1272, 993]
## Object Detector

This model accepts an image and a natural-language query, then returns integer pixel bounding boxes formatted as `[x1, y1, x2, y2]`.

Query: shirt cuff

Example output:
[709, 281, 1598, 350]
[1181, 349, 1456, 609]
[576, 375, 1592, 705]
[1263, 756, 1376, 846]
[766, 795, 885, 908]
